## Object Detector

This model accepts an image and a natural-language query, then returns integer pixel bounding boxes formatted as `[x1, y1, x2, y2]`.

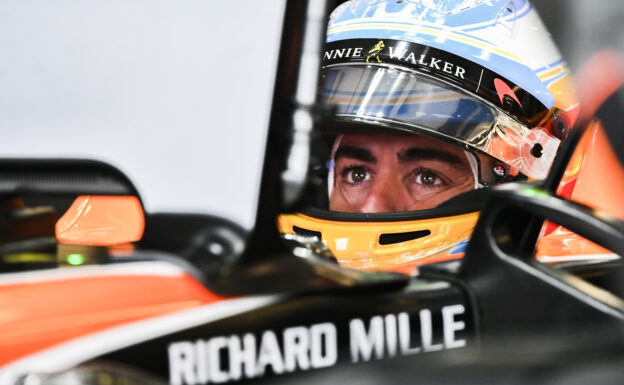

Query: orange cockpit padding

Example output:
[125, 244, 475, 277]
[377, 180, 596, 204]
[536, 119, 624, 258]
[568, 120, 624, 219]
[56, 196, 145, 246]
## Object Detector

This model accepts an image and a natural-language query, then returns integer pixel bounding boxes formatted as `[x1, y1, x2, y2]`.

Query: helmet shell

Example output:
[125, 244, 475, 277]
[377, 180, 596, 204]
[277, 0, 580, 272]
[326, 0, 577, 114]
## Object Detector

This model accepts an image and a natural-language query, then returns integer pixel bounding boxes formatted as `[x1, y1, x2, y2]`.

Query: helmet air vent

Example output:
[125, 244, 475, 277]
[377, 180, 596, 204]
[379, 230, 431, 245]
[293, 226, 322, 240]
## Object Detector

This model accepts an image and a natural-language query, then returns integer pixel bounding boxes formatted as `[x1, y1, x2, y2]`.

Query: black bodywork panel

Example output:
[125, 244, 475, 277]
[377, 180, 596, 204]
[99, 280, 472, 383]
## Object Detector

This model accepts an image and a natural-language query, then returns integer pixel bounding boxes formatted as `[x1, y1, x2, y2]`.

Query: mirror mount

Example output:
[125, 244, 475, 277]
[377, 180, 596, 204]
[236, 0, 331, 266]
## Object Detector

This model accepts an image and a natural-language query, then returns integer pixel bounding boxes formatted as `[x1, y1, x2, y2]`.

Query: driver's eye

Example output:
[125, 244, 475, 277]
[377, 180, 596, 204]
[416, 170, 440, 186]
[344, 167, 370, 184]
[351, 170, 367, 182]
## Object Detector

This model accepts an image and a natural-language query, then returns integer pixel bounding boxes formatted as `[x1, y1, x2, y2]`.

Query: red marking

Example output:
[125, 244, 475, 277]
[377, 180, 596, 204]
[494, 78, 523, 107]
[543, 221, 559, 237]
[542, 178, 577, 237]
[558, 177, 577, 200]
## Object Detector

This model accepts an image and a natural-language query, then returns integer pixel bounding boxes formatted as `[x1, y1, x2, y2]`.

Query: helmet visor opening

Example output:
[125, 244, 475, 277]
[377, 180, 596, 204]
[326, 132, 479, 213]
[322, 64, 560, 179]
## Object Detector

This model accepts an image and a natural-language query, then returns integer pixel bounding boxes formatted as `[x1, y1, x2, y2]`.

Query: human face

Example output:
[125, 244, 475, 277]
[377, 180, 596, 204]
[329, 134, 475, 213]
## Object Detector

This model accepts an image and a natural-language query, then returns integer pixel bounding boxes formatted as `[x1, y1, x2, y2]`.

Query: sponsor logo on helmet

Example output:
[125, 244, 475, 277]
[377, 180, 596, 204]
[494, 78, 523, 108]
[324, 41, 466, 80]
[366, 40, 385, 63]
[322, 39, 549, 126]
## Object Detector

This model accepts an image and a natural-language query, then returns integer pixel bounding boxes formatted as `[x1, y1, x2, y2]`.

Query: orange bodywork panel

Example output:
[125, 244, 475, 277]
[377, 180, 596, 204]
[0, 267, 226, 366]
[536, 120, 624, 258]
[567, 120, 624, 218]
[56, 195, 145, 246]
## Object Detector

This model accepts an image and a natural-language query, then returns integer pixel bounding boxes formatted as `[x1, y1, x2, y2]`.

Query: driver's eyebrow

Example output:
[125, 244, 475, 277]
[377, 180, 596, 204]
[398, 147, 465, 167]
[334, 145, 377, 163]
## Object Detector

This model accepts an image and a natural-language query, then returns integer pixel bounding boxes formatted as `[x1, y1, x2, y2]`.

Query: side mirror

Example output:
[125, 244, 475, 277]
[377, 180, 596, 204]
[55, 195, 145, 246]
[0, 159, 145, 271]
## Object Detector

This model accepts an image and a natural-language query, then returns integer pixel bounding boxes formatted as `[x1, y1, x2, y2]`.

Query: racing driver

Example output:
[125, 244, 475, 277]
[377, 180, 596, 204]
[278, 0, 578, 272]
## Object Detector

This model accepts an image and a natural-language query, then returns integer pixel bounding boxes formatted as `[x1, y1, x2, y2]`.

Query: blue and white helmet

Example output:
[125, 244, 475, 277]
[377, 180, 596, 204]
[321, 0, 578, 180]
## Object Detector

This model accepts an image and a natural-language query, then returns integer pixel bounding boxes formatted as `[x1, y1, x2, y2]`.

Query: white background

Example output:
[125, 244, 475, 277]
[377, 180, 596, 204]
[0, 0, 285, 228]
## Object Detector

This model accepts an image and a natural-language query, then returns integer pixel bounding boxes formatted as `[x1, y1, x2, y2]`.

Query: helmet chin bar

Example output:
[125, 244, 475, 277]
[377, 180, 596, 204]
[278, 209, 480, 270]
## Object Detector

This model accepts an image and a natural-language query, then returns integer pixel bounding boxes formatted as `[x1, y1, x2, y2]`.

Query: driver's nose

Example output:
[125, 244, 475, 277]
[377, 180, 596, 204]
[359, 177, 408, 213]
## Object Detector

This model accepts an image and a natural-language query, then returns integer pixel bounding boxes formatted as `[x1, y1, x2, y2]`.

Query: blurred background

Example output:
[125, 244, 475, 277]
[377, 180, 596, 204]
[533, 0, 624, 71]
[0, 0, 622, 229]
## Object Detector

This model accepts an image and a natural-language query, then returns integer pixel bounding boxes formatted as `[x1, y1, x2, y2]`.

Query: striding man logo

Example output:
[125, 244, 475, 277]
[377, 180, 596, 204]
[366, 40, 385, 63]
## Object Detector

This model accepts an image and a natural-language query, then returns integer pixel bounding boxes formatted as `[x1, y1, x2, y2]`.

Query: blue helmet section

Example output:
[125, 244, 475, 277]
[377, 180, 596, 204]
[327, 0, 557, 109]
